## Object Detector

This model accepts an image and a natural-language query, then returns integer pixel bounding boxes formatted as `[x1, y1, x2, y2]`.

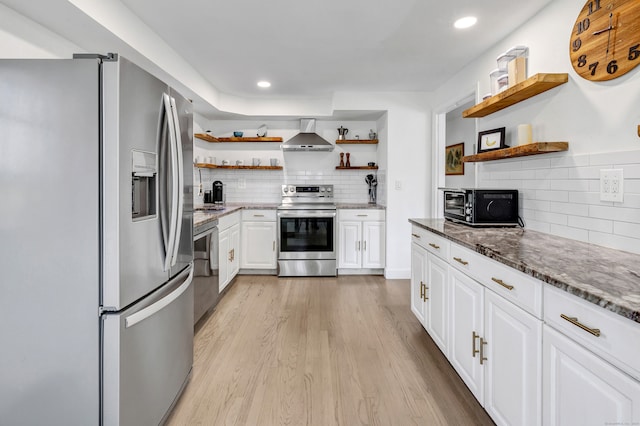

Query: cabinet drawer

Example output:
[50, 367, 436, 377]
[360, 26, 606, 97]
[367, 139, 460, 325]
[411, 226, 449, 261]
[338, 209, 385, 221]
[449, 243, 542, 318]
[218, 210, 240, 230]
[545, 285, 640, 380]
[241, 209, 276, 221]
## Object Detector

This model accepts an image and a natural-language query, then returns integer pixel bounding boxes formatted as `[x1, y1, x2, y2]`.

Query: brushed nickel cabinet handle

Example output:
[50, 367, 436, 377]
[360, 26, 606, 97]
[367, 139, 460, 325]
[420, 282, 424, 300]
[411, 233, 421, 238]
[363, 241, 367, 251]
[479, 337, 488, 365]
[253, 214, 265, 217]
[429, 243, 440, 249]
[560, 314, 601, 337]
[491, 277, 514, 291]
[273, 241, 275, 251]
[472, 331, 480, 358]
[453, 257, 469, 266]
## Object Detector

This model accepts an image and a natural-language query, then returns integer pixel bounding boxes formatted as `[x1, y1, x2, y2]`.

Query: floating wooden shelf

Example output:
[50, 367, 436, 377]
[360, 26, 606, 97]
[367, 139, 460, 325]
[335, 139, 379, 144]
[462, 73, 569, 118]
[335, 166, 379, 170]
[195, 163, 283, 170]
[462, 142, 569, 163]
[195, 133, 283, 143]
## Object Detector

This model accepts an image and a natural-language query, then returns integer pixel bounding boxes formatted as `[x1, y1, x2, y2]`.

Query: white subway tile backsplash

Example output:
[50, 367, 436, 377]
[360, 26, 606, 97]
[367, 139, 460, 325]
[476, 148, 640, 254]
[535, 190, 569, 202]
[549, 201, 587, 216]
[549, 224, 589, 242]
[568, 215, 613, 233]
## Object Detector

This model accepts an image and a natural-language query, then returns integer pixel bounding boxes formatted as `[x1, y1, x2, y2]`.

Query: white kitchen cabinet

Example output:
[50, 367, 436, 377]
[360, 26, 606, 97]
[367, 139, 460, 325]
[449, 267, 485, 402]
[410, 242, 428, 326]
[338, 209, 385, 271]
[543, 325, 640, 426]
[218, 211, 240, 292]
[484, 289, 542, 426]
[425, 253, 449, 354]
[240, 209, 277, 271]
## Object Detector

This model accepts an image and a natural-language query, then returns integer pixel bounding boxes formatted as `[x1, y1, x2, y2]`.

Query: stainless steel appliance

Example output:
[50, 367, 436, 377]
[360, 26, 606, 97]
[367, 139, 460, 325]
[444, 188, 519, 226]
[280, 118, 334, 152]
[193, 220, 219, 325]
[0, 54, 194, 425]
[277, 185, 337, 276]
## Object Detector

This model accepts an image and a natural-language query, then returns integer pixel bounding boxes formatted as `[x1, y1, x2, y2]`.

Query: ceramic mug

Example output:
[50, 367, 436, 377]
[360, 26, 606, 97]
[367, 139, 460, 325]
[236, 160, 244, 166]
[252, 158, 261, 166]
[222, 159, 230, 165]
[270, 158, 278, 166]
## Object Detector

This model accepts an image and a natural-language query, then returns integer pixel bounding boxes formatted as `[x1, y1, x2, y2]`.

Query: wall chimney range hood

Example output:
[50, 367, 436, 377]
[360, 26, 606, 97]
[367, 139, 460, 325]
[281, 118, 334, 152]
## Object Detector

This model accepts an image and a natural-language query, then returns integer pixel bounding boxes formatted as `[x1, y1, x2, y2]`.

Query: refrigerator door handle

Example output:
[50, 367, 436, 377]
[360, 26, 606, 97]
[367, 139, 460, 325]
[125, 265, 194, 328]
[169, 95, 184, 266]
[161, 93, 179, 271]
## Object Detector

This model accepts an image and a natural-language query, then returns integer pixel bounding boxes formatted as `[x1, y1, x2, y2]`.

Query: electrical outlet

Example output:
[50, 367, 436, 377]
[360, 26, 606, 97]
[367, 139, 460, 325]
[600, 169, 623, 202]
[395, 180, 402, 190]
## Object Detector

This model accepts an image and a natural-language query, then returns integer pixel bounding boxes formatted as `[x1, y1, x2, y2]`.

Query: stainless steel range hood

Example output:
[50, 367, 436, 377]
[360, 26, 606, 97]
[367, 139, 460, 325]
[281, 118, 334, 152]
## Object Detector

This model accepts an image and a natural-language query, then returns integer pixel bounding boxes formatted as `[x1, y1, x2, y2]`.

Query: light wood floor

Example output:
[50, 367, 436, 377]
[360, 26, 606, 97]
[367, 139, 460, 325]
[167, 275, 493, 426]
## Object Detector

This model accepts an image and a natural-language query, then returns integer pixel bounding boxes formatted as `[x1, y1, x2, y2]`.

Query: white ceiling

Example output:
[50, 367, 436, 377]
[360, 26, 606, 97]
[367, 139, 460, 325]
[119, 0, 553, 98]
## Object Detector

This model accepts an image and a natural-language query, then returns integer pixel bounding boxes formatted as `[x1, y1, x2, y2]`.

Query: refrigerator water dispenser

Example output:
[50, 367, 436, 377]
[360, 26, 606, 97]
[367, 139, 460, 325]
[132, 150, 157, 220]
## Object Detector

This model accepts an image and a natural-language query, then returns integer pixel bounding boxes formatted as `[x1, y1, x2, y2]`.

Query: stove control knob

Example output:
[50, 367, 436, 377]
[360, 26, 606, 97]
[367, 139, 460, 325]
[326, 187, 332, 192]
[289, 185, 295, 193]
[465, 207, 472, 214]
[320, 187, 325, 192]
[283, 187, 289, 193]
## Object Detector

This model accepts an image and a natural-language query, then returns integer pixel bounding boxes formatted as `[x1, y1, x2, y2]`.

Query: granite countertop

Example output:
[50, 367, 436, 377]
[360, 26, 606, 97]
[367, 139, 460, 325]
[193, 203, 279, 228]
[336, 203, 386, 209]
[409, 219, 640, 324]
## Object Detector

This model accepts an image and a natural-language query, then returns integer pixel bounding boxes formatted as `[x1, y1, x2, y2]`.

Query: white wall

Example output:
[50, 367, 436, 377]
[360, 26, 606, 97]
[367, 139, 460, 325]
[445, 101, 476, 188]
[431, 0, 640, 254]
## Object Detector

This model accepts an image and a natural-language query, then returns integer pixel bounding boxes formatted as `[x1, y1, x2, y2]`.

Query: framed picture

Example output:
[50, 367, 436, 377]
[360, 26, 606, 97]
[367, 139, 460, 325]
[477, 127, 507, 153]
[445, 142, 465, 175]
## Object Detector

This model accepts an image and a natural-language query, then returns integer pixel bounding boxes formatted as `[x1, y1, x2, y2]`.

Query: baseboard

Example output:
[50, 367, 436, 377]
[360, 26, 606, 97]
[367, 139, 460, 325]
[384, 268, 411, 280]
[338, 268, 384, 276]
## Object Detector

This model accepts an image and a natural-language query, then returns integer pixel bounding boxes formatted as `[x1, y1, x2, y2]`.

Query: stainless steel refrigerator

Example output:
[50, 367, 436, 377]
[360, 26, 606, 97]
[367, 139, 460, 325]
[0, 54, 194, 425]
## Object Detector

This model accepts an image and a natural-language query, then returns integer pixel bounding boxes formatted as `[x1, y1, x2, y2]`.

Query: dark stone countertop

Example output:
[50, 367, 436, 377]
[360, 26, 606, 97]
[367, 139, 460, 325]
[336, 203, 386, 209]
[409, 218, 640, 324]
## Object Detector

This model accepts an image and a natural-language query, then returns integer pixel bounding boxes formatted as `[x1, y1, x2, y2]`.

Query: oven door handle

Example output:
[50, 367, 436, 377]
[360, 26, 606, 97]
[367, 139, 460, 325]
[277, 211, 337, 218]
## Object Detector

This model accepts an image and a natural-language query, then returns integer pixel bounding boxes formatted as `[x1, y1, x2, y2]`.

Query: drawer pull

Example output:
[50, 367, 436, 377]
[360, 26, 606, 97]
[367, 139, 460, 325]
[491, 277, 514, 291]
[429, 243, 440, 250]
[412, 233, 421, 238]
[472, 331, 480, 358]
[357, 214, 368, 217]
[453, 257, 469, 266]
[479, 337, 488, 365]
[560, 314, 601, 337]
[253, 214, 265, 217]
[423, 282, 428, 301]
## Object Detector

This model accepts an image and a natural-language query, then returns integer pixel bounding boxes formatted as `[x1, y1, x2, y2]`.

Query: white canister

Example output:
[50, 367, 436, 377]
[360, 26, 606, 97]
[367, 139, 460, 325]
[517, 124, 533, 146]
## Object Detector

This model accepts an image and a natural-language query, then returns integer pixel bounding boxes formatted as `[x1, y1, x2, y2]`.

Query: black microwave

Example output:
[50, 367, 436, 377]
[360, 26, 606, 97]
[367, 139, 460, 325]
[443, 189, 519, 227]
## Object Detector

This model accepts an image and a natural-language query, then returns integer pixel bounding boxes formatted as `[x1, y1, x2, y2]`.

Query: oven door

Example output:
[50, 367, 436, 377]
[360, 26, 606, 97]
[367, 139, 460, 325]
[277, 210, 336, 260]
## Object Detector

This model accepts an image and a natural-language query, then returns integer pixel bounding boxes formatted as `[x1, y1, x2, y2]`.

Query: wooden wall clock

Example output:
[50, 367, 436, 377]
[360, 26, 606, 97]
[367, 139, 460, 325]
[570, 0, 640, 81]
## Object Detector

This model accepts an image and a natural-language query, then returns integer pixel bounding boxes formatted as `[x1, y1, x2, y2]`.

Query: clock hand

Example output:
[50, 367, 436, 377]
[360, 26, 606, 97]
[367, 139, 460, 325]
[606, 12, 613, 59]
[592, 26, 614, 35]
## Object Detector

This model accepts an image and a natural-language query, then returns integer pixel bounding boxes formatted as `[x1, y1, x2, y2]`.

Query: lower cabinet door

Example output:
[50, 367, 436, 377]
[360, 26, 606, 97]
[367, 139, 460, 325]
[543, 325, 640, 426]
[484, 290, 542, 426]
[410, 243, 427, 327]
[218, 228, 230, 292]
[240, 221, 276, 269]
[425, 253, 448, 354]
[449, 268, 485, 402]
[362, 221, 385, 268]
[338, 221, 361, 268]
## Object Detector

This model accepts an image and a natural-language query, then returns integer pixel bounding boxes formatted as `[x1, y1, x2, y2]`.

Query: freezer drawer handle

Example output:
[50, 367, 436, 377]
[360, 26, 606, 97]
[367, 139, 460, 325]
[125, 267, 194, 328]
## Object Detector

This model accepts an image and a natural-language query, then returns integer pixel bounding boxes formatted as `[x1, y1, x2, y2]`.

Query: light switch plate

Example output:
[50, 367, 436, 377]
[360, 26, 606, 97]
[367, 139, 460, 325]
[600, 169, 623, 202]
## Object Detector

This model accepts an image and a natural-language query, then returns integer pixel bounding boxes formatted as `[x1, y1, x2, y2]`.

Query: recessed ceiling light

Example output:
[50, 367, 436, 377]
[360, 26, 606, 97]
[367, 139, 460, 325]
[454, 16, 477, 29]
[257, 81, 271, 88]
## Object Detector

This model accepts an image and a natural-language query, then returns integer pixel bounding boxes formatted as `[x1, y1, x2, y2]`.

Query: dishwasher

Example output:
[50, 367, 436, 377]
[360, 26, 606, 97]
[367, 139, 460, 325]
[193, 220, 219, 325]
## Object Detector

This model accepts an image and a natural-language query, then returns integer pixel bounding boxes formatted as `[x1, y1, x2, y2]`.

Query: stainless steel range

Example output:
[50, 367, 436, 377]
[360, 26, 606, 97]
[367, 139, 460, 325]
[277, 184, 337, 276]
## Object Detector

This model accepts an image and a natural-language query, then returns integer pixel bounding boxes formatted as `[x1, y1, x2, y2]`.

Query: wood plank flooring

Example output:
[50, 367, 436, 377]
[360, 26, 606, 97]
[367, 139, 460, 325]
[166, 275, 493, 426]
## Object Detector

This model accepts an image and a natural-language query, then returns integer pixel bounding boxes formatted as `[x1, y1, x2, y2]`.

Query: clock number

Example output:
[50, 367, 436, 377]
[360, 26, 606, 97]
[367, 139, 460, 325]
[588, 0, 601, 15]
[629, 44, 640, 61]
[606, 60, 618, 74]
[572, 38, 582, 52]
[576, 18, 590, 35]
[577, 55, 587, 67]
[589, 62, 599, 75]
